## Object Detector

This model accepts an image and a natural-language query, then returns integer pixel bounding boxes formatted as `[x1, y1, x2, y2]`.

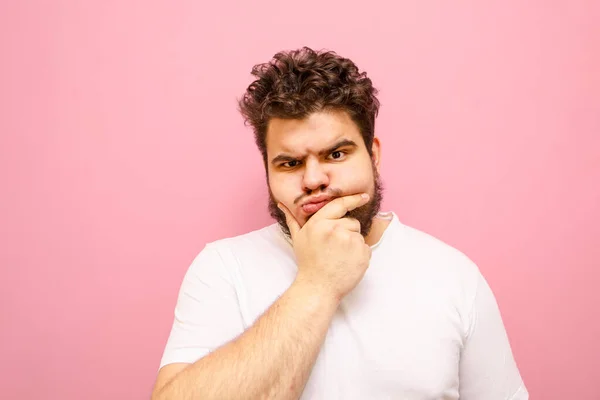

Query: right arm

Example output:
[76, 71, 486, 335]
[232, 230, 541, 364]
[151, 277, 339, 400]
[152, 193, 371, 400]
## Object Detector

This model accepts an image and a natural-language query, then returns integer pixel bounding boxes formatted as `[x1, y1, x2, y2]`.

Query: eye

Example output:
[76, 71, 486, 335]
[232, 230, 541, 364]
[329, 150, 346, 160]
[282, 160, 300, 168]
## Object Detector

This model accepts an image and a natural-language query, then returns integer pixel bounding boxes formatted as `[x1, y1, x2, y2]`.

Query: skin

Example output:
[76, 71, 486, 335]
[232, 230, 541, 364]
[151, 109, 390, 400]
[266, 109, 389, 246]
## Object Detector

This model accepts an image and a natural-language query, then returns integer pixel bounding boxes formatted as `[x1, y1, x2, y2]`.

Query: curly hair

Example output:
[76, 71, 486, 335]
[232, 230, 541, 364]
[238, 47, 381, 168]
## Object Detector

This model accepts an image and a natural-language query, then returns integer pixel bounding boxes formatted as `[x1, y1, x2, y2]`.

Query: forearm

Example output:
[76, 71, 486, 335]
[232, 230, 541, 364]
[153, 278, 340, 400]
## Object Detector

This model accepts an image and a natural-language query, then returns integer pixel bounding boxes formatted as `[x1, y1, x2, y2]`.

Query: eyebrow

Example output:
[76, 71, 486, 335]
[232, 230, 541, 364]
[270, 139, 358, 166]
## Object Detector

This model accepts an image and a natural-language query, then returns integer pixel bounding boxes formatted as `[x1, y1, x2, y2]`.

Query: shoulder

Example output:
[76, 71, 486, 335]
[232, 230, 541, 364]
[404, 224, 475, 264]
[186, 222, 288, 272]
[390, 219, 483, 289]
[205, 222, 288, 257]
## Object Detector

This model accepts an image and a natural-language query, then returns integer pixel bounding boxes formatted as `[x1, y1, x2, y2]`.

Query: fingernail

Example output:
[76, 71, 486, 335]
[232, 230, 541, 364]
[361, 193, 369, 200]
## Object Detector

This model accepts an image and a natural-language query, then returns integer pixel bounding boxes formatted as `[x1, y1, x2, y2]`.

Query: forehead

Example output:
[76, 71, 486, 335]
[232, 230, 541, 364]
[266, 110, 363, 155]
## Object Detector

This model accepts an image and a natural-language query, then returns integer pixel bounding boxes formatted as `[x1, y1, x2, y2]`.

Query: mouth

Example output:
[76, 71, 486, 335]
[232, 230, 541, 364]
[301, 199, 331, 215]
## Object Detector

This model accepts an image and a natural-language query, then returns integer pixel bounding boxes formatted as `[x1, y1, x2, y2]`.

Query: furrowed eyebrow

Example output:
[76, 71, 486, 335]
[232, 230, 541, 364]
[317, 139, 357, 157]
[270, 154, 297, 165]
[270, 139, 358, 166]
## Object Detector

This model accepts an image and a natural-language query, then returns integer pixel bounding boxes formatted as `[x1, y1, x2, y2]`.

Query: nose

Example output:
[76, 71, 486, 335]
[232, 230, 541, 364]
[302, 158, 330, 193]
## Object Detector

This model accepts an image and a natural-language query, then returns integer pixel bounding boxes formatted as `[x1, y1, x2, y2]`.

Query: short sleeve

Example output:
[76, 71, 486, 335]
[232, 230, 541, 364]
[158, 243, 246, 369]
[458, 271, 529, 399]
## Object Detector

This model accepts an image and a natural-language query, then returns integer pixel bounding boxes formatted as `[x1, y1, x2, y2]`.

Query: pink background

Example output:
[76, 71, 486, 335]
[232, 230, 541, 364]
[1, 1, 599, 399]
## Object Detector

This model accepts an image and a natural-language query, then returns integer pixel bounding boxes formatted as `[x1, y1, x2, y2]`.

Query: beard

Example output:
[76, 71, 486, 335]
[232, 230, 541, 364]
[268, 164, 384, 240]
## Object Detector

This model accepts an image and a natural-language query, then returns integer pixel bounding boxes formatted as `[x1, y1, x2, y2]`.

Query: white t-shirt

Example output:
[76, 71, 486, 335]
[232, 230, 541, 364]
[158, 211, 528, 399]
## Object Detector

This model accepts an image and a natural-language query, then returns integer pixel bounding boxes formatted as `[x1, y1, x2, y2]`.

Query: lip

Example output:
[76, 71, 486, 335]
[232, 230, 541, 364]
[300, 195, 334, 215]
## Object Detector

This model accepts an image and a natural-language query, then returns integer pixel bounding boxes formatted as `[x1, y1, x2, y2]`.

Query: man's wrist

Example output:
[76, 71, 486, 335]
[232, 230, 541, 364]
[291, 273, 341, 312]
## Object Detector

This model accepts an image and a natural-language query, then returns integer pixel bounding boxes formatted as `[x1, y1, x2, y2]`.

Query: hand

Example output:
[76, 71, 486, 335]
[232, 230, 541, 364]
[278, 193, 372, 302]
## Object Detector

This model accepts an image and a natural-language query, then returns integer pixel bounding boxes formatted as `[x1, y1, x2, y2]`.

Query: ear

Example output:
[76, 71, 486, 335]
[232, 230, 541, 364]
[371, 137, 381, 173]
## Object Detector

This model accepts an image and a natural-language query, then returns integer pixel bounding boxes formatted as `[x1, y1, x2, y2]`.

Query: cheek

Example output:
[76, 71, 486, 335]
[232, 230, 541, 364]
[269, 176, 298, 205]
[334, 164, 374, 192]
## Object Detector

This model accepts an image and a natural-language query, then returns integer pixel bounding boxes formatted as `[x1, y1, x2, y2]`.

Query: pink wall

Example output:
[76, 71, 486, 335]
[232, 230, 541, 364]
[1, 1, 598, 399]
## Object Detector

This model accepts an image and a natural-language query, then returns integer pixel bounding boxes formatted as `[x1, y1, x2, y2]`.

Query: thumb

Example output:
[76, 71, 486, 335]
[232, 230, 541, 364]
[277, 202, 300, 239]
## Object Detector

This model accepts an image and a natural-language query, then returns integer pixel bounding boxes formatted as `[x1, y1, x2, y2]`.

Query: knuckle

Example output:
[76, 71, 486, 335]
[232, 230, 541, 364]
[322, 221, 337, 236]
[336, 224, 349, 236]
[339, 198, 350, 211]
[348, 232, 361, 243]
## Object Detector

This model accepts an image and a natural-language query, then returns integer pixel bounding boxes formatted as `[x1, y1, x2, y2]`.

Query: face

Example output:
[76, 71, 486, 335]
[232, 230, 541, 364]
[265, 109, 383, 239]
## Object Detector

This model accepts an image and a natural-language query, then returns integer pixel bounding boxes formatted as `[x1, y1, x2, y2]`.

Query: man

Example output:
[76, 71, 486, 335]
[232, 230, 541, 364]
[151, 47, 528, 399]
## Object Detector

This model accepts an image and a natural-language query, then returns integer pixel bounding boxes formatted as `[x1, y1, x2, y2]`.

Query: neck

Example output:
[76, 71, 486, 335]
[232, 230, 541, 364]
[364, 214, 392, 247]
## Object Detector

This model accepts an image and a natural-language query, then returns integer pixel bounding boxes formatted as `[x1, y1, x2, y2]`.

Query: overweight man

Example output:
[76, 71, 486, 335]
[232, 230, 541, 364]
[151, 46, 528, 400]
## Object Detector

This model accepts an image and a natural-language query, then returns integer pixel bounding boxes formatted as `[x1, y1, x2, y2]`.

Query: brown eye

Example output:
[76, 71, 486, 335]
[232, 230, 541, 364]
[329, 151, 346, 160]
[283, 160, 299, 168]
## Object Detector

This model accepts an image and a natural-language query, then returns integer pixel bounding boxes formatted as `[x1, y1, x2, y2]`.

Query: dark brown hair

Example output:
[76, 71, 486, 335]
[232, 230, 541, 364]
[238, 47, 381, 168]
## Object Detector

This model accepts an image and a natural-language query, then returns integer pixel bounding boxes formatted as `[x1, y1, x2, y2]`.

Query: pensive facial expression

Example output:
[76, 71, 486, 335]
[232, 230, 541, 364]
[266, 109, 383, 239]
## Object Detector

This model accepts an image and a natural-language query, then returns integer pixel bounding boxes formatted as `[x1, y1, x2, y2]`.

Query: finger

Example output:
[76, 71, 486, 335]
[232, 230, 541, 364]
[335, 217, 361, 233]
[277, 202, 300, 239]
[314, 193, 370, 221]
